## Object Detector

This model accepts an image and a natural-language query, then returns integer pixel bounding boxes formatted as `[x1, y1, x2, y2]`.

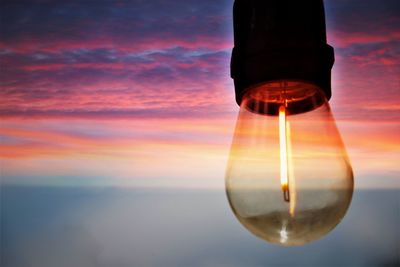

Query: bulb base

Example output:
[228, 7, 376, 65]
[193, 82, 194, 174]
[242, 80, 326, 116]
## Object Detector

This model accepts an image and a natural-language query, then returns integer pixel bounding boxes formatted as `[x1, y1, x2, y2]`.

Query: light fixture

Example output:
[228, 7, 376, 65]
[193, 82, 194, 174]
[226, 0, 354, 246]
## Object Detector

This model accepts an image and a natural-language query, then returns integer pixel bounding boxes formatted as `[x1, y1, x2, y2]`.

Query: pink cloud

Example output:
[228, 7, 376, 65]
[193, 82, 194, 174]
[329, 30, 400, 48]
[0, 35, 232, 54]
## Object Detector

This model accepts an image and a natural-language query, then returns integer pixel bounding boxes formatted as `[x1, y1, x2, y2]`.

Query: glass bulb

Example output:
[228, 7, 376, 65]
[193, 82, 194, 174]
[226, 81, 354, 246]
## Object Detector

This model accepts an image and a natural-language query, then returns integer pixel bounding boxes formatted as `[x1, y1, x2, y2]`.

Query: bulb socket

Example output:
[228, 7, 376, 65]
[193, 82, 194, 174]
[231, 0, 335, 106]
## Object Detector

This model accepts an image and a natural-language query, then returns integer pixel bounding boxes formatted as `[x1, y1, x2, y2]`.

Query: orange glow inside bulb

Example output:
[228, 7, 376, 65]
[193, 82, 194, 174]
[225, 80, 354, 245]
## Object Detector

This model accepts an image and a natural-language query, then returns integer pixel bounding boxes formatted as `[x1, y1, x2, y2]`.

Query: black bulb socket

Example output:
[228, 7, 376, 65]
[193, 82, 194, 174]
[231, 0, 335, 107]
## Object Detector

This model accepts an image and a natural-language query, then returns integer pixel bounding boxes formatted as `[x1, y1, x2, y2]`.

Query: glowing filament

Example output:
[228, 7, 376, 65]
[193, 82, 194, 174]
[279, 105, 289, 202]
[279, 105, 296, 215]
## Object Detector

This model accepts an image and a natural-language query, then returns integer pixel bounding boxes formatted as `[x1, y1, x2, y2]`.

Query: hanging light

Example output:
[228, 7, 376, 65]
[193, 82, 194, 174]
[225, 0, 354, 246]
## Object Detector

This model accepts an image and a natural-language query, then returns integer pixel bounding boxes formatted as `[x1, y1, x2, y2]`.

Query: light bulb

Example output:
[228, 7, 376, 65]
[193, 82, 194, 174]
[225, 81, 353, 246]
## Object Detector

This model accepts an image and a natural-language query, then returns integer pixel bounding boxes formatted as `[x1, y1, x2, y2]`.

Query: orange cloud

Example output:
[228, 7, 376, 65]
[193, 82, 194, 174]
[1, 117, 398, 189]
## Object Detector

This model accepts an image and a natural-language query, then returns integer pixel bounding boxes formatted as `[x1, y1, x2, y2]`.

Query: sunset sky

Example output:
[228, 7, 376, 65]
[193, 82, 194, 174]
[1, 0, 399, 189]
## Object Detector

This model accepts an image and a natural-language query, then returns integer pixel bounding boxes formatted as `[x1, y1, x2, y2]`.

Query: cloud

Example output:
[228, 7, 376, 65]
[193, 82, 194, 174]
[0, 47, 233, 118]
[0, 0, 399, 190]
[0, 0, 232, 52]
[1, 117, 398, 189]
[0, 0, 234, 120]
[1, 0, 398, 121]
[325, 0, 400, 47]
